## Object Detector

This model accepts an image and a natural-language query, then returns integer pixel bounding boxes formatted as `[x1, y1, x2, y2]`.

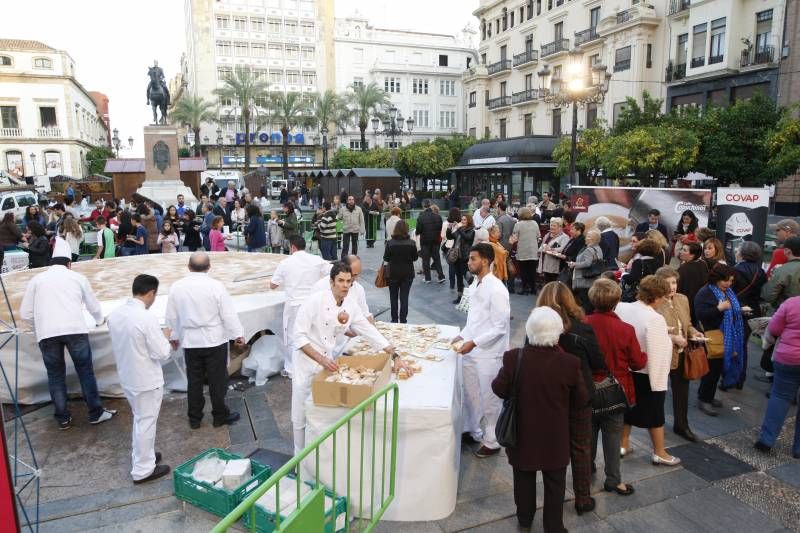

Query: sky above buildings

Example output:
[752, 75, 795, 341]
[8, 0, 478, 158]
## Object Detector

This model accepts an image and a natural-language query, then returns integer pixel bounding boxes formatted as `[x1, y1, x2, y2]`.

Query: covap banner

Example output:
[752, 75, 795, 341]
[715, 187, 769, 263]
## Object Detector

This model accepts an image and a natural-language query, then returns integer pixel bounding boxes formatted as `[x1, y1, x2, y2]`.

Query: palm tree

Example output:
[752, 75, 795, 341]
[348, 82, 390, 151]
[310, 90, 348, 168]
[170, 95, 217, 157]
[266, 91, 313, 180]
[213, 66, 270, 172]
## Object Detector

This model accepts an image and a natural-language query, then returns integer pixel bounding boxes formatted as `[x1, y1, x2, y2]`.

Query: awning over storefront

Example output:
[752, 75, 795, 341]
[450, 135, 560, 171]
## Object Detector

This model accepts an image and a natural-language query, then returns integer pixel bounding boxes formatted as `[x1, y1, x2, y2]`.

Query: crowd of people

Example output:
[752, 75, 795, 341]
[11, 181, 800, 531]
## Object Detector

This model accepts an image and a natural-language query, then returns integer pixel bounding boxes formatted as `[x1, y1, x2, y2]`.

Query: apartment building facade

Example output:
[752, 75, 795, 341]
[333, 16, 475, 150]
[183, 0, 334, 171]
[664, 0, 786, 109]
[460, 0, 668, 198]
[0, 39, 110, 180]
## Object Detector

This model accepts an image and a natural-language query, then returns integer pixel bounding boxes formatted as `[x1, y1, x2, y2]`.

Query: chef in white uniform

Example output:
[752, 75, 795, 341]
[451, 242, 510, 458]
[291, 261, 411, 453]
[270, 235, 332, 378]
[311, 255, 373, 357]
[107, 274, 173, 483]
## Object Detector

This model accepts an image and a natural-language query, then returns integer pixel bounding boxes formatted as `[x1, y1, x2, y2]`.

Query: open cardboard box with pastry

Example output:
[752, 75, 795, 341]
[312, 354, 392, 408]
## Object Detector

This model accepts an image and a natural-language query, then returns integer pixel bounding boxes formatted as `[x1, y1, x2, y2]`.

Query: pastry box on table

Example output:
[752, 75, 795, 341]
[311, 354, 392, 408]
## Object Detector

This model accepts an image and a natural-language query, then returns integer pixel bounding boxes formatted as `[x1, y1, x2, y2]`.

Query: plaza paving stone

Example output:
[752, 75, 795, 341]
[13, 243, 800, 531]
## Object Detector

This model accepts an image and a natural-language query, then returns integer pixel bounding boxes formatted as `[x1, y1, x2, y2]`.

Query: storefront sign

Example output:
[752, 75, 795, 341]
[223, 155, 315, 165]
[235, 131, 306, 146]
[467, 157, 509, 165]
[716, 187, 769, 262]
[570, 186, 713, 261]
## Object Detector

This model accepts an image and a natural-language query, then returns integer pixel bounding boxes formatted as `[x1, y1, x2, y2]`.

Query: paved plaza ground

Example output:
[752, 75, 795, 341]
[10, 243, 800, 532]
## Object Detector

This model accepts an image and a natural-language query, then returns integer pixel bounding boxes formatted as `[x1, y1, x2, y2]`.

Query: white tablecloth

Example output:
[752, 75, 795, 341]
[303, 324, 463, 522]
[0, 291, 286, 404]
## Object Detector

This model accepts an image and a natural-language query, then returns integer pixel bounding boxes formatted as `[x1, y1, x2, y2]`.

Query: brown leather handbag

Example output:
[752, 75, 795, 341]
[375, 263, 389, 288]
[683, 342, 710, 380]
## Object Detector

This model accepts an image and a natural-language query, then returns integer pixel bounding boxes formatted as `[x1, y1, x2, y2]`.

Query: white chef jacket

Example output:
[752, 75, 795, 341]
[271, 251, 332, 307]
[293, 288, 389, 380]
[311, 277, 371, 319]
[459, 273, 510, 358]
[20, 265, 104, 342]
[165, 272, 244, 348]
[108, 298, 172, 392]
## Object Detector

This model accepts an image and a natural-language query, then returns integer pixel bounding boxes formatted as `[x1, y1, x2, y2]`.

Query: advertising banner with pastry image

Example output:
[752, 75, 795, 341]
[570, 186, 712, 262]
[715, 187, 769, 264]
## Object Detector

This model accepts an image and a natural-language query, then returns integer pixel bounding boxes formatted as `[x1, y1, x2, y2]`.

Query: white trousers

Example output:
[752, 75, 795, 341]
[123, 387, 163, 481]
[290, 369, 313, 455]
[282, 304, 301, 375]
[462, 355, 502, 450]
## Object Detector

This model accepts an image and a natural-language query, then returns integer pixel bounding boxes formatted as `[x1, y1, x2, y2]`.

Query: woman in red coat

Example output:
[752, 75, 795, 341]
[492, 306, 588, 533]
[586, 278, 647, 496]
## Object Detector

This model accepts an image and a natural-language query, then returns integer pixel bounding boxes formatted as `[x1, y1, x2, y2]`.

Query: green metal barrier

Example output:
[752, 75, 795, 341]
[211, 383, 400, 533]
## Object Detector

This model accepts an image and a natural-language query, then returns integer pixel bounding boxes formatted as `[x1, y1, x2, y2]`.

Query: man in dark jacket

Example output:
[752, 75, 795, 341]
[415, 200, 445, 283]
[635, 209, 669, 241]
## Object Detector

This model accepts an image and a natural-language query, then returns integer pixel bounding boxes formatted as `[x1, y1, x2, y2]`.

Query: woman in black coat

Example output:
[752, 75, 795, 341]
[23, 221, 51, 268]
[446, 214, 476, 303]
[383, 220, 419, 323]
[677, 241, 709, 323]
[731, 241, 767, 389]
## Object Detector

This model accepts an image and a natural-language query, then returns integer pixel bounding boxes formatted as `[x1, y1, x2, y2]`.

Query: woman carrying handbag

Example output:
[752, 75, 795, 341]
[655, 267, 707, 442]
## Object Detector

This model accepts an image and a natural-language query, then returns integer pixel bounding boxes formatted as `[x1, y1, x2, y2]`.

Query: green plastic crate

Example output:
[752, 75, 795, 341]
[242, 477, 347, 533]
[174, 448, 272, 517]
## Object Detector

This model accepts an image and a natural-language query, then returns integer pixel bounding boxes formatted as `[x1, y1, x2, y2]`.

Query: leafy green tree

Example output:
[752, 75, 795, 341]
[396, 141, 454, 179]
[170, 94, 217, 156]
[553, 127, 609, 180]
[432, 135, 477, 166]
[266, 91, 313, 180]
[347, 82, 391, 151]
[309, 90, 348, 134]
[86, 146, 116, 176]
[213, 66, 270, 172]
[692, 93, 783, 186]
[611, 91, 665, 135]
[178, 147, 192, 157]
[602, 125, 698, 185]
[766, 110, 800, 178]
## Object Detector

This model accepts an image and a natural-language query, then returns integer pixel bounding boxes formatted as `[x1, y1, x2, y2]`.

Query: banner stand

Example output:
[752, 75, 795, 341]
[0, 275, 40, 533]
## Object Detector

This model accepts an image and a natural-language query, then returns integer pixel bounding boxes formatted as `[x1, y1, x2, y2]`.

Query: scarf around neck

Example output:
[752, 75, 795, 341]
[708, 284, 745, 387]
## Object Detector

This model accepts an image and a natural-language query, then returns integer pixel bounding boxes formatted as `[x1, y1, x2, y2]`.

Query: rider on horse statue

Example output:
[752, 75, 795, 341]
[146, 61, 171, 124]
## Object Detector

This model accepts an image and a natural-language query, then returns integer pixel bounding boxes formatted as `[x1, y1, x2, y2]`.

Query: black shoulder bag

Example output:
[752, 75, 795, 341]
[495, 348, 523, 448]
[591, 370, 629, 416]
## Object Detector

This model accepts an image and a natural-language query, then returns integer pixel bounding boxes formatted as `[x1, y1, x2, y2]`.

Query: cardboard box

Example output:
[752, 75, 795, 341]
[311, 354, 392, 408]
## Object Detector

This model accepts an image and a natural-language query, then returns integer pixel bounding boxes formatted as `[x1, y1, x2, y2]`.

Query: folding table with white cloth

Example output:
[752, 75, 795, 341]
[303, 324, 463, 522]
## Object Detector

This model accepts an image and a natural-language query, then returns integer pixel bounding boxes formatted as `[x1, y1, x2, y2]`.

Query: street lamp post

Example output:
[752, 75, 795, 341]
[538, 49, 611, 187]
[320, 126, 329, 170]
[111, 128, 135, 157]
[371, 106, 414, 160]
[216, 128, 223, 170]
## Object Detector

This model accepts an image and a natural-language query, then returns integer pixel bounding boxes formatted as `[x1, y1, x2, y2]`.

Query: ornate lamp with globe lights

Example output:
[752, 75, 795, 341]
[371, 105, 414, 155]
[538, 48, 611, 187]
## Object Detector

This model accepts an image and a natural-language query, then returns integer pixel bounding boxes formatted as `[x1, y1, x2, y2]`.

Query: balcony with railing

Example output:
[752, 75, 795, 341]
[0, 128, 23, 138]
[540, 38, 570, 58]
[36, 127, 61, 138]
[708, 54, 724, 65]
[487, 96, 512, 110]
[616, 8, 634, 24]
[599, 4, 659, 35]
[574, 28, 601, 46]
[462, 64, 488, 82]
[741, 46, 775, 68]
[668, 0, 690, 16]
[487, 59, 512, 76]
[665, 62, 687, 82]
[691, 56, 705, 68]
[513, 50, 539, 68]
[512, 89, 539, 105]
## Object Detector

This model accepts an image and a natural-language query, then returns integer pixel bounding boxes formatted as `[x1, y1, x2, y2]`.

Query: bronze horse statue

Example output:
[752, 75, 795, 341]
[146, 63, 170, 125]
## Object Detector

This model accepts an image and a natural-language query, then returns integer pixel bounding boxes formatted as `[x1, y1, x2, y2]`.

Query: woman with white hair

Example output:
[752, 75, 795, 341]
[568, 228, 604, 313]
[538, 217, 570, 284]
[596, 216, 620, 269]
[492, 306, 588, 532]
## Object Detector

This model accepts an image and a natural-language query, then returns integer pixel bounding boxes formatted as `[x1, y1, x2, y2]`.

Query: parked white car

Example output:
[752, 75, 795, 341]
[0, 189, 38, 221]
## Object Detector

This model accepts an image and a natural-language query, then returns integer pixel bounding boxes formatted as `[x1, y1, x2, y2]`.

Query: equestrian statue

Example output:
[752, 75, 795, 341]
[146, 61, 171, 125]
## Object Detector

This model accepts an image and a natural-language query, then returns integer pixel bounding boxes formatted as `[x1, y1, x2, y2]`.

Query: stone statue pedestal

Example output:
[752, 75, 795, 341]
[136, 125, 197, 206]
